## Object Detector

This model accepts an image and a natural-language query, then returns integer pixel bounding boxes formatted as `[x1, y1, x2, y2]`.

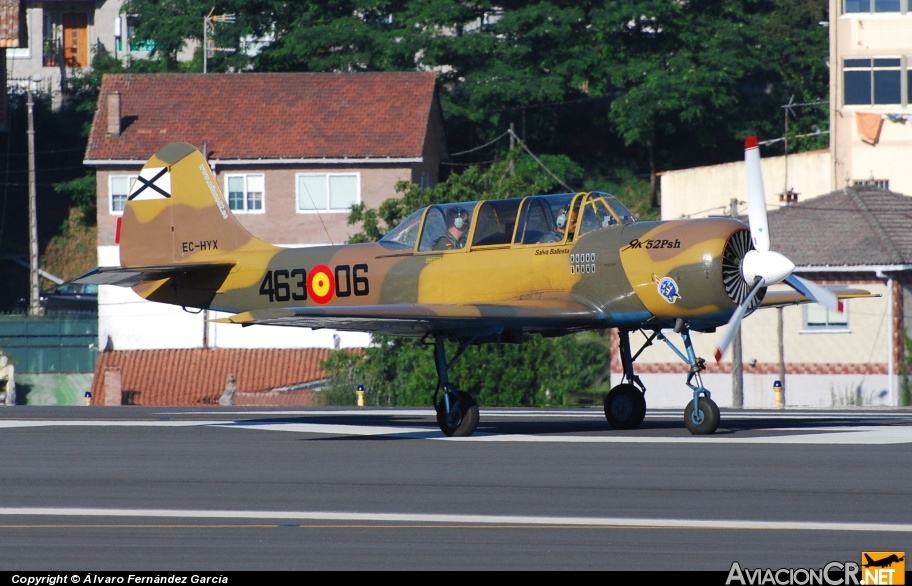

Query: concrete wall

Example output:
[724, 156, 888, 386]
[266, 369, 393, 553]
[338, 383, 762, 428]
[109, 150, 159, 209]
[660, 150, 832, 220]
[620, 372, 892, 410]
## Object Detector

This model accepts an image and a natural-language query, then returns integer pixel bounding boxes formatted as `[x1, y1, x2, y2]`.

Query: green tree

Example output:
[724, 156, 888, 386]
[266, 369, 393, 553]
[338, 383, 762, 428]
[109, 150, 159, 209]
[320, 333, 610, 408]
[588, 1, 760, 206]
[121, 0, 280, 71]
[119, 1, 832, 186]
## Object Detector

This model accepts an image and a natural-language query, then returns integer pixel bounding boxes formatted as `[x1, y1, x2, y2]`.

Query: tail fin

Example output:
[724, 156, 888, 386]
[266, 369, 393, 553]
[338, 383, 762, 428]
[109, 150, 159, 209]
[120, 142, 276, 267]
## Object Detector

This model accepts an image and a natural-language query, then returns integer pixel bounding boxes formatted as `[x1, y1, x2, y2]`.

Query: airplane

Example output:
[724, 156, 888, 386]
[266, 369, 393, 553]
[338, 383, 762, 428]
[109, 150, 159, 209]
[74, 138, 872, 437]
[863, 554, 905, 568]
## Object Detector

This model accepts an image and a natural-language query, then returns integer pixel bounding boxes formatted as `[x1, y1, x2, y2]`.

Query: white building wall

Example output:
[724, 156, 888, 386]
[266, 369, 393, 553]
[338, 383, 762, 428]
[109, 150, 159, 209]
[829, 1, 912, 196]
[660, 150, 832, 221]
[628, 373, 891, 410]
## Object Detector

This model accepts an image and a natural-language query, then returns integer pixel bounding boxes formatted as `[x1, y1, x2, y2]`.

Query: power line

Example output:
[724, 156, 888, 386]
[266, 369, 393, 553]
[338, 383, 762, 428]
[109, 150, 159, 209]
[508, 129, 573, 192]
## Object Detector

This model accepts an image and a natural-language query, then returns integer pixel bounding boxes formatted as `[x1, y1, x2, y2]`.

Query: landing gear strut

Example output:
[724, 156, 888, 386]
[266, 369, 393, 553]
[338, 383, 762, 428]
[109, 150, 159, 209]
[606, 326, 720, 435]
[658, 327, 720, 435]
[604, 329, 649, 430]
[432, 335, 479, 437]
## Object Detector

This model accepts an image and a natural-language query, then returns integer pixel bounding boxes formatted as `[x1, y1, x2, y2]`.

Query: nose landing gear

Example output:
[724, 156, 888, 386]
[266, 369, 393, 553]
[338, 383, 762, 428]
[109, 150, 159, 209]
[607, 327, 720, 435]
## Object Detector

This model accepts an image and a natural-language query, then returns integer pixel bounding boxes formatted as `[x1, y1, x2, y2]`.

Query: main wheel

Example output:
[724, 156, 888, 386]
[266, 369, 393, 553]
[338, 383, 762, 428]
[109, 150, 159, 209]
[604, 384, 646, 430]
[684, 396, 720, 435]
[436, 390, 479, 437]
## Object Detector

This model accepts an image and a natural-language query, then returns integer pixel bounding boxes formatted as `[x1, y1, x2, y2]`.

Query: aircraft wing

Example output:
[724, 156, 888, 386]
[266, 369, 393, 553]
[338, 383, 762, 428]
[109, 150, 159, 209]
[210, 301, 604, 339]
[73, 264, 236, 287]
[759, 287, 879, 308]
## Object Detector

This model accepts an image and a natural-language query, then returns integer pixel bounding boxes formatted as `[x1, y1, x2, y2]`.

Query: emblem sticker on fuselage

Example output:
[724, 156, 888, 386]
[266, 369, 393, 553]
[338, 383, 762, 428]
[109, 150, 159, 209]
[653, 274, 682, 304]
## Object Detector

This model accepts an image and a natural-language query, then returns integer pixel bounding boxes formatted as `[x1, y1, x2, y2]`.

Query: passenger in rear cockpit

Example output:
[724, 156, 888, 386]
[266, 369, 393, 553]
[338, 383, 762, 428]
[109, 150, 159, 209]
[540, 207, 569, 243]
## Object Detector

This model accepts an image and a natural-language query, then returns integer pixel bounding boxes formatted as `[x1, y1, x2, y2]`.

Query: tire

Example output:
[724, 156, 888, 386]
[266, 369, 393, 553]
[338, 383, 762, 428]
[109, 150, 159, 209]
[436, 391, 479, 437]
[604, 384, 646, 430]
[684, 397, 720, 435]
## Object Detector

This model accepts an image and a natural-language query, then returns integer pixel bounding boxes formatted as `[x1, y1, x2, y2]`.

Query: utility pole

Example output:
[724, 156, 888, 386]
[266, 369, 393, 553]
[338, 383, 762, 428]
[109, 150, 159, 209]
[777, 306, 786, 403]
[730, 198, 743, 408]
[27, 77, 42, 317]
[203, 11, 209, 73]
[509, 122, 515, 176]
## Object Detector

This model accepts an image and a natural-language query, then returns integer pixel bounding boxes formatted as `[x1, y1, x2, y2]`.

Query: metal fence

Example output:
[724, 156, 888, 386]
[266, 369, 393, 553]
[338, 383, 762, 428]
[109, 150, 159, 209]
[0, 315, 97, 373]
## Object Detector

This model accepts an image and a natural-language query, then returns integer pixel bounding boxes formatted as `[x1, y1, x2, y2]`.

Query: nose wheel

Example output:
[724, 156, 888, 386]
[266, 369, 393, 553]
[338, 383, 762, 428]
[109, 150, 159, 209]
[684, 396, 720, 435]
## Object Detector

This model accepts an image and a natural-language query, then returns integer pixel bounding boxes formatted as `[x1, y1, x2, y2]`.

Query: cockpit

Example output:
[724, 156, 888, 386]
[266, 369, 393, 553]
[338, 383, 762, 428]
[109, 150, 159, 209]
[379, 192, 636, 252]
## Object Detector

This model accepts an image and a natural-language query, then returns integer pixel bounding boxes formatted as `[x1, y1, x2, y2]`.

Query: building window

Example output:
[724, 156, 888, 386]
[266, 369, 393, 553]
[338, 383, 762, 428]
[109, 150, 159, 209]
[843, 57, 907, 106]
[110, 175, 137, 214]
[296, 174, 360, 212]
[853, 178, 890, 189]
[225, 174, 264, 212]
[844, 0, 907, 12]
[803, 303, 849, 331]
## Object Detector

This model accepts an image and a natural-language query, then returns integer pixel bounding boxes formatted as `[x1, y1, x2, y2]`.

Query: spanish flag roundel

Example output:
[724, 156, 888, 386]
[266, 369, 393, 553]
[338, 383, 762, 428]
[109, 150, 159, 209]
[307, 265, 335, 304]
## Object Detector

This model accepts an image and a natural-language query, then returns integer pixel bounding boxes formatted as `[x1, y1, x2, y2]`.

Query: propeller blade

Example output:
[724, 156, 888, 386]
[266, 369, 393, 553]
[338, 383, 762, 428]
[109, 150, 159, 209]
[745, 136, 770, 253]
[714, 278, 764, 362]
[784, 274, 842, 312]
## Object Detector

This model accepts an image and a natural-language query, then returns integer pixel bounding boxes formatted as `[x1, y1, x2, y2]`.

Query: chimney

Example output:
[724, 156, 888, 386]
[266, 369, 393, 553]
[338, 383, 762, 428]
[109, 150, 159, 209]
[107, 91, 121, 136]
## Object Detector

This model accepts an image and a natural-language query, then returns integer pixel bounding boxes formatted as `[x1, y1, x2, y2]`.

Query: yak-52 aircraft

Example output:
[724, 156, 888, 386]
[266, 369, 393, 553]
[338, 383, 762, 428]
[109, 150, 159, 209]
[76, 137, 871, 436]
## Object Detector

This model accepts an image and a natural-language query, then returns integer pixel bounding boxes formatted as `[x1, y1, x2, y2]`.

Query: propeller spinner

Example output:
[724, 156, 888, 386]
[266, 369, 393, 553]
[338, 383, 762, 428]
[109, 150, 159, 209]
[713, 137, 841, 362]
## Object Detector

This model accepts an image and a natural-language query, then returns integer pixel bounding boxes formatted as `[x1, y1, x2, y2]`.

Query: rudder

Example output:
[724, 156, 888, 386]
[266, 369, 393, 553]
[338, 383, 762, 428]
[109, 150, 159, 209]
[119, 142, 275, 267]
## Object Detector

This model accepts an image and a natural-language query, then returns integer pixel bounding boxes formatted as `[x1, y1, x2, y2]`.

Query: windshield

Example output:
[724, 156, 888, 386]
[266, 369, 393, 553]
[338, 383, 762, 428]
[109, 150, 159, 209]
[376, 192, 634, 251]
[379, 208, 425, 250]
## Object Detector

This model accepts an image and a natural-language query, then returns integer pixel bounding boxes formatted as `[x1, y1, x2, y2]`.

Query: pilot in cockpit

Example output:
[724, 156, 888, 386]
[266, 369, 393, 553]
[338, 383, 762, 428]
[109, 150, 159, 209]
[433, 207, 470, 250]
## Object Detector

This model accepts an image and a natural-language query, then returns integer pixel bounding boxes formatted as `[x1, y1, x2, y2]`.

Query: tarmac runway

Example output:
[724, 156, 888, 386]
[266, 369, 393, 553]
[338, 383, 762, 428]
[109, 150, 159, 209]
[0, 406, 909, 571]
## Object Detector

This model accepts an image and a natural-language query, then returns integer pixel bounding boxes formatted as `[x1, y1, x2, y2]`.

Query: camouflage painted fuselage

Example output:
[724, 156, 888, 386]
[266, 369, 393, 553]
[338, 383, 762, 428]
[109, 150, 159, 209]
[91, 143, 753, 340]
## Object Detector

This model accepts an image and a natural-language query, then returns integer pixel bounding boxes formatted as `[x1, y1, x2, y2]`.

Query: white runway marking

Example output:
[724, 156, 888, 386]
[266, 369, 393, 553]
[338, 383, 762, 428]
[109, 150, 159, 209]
[1, 411, 910, 444]
[217, 421, 912, 444]
[0, 507, 909, 533]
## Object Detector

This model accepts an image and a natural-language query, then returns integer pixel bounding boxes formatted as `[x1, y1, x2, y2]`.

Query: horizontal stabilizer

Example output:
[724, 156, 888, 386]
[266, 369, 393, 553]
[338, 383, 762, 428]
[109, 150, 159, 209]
[73, 263, 236, 287]
[759, 287, 878, 309]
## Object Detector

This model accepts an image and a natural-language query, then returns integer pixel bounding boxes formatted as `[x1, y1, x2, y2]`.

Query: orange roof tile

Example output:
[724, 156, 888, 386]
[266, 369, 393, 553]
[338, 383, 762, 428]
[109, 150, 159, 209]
[90, 348, 340, 406]
[85, 72, 439, 162]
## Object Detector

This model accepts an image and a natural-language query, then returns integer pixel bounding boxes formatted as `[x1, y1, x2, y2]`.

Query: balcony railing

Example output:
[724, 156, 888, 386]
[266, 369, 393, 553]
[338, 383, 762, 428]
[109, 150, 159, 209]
[43, 38, 61, 67]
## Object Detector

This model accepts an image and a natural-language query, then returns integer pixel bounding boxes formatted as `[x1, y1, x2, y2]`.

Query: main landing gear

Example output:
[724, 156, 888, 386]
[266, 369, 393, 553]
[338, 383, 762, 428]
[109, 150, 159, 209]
[607, 326, 720, 435]
[432, 335, 479, 437]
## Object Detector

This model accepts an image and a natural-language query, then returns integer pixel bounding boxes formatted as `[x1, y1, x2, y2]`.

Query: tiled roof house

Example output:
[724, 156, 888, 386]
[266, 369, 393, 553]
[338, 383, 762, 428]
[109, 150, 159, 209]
[86, 72, 447, 249]
[613, 186, 911, 409]
[84, 72, 447, 354]
[92, 348, 339, 406]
